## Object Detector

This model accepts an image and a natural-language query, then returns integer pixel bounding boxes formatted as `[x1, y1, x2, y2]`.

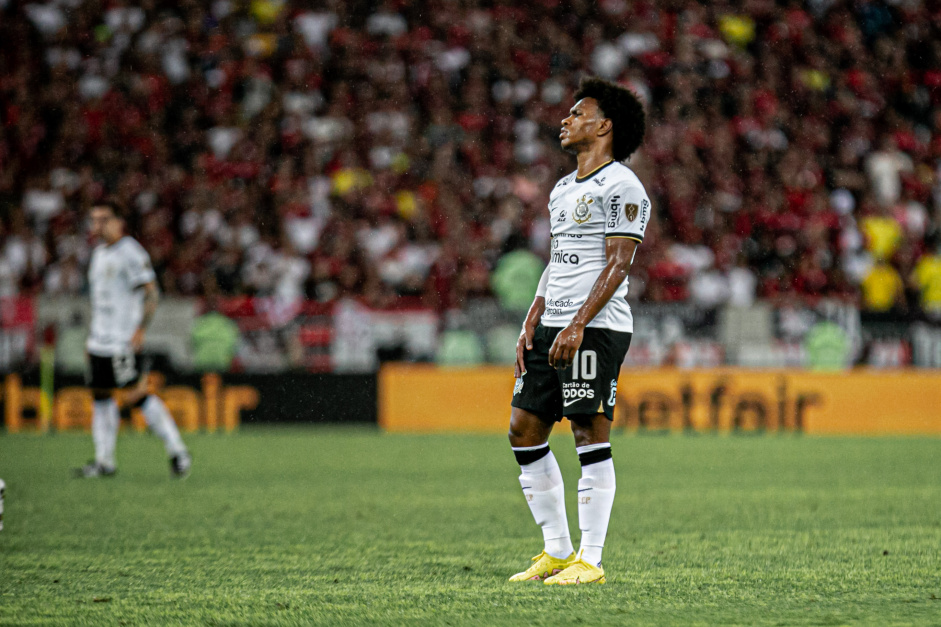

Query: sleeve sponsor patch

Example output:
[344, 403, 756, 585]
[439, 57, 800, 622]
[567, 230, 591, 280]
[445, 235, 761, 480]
[605, 181, 650, 242]
[608, 195, 621, 228]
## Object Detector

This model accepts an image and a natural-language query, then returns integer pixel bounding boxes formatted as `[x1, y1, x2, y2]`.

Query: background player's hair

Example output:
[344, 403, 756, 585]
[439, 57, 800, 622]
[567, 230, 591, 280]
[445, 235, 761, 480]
[574, 77, 645, 162]
[92, 197, 129, 221]
[92, 197, 138, 237]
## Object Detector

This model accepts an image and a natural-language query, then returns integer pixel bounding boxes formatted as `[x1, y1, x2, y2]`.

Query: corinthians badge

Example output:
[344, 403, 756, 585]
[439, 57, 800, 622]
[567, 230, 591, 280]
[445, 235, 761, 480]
[573, 195, 594, 224]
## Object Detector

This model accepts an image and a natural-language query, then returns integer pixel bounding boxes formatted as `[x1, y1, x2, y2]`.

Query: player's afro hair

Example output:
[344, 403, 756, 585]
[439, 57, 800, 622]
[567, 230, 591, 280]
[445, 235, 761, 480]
[574, 77, 646, 161]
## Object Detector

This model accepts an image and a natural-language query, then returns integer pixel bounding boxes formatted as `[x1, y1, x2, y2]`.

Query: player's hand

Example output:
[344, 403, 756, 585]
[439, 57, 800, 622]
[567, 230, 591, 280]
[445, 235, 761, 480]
[131, 328, 145, 352]
[548, 323, 584, 370]
[515, 323, 536, 378]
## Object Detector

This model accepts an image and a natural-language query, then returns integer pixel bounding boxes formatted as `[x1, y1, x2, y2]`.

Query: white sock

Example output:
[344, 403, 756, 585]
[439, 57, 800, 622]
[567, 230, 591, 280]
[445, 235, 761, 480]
[576, 443, 616, 567]
[141, 395, 187, 457]
[514, 445, 574, 559]
[92, 398, 119, 470]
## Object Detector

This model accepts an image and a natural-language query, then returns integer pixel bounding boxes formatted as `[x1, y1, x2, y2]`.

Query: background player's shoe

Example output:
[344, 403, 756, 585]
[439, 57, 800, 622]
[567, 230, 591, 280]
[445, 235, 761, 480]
[543, 557, 606, 585]
[170, 453, 192, 478]
[72, 462, 116, 478]
[508, 551, 576, 582]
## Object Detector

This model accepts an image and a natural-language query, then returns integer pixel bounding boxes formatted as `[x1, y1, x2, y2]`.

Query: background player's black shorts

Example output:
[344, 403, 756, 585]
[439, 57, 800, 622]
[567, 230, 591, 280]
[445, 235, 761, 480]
[87, 352, 149, 390]
[511, 324, 632, 422]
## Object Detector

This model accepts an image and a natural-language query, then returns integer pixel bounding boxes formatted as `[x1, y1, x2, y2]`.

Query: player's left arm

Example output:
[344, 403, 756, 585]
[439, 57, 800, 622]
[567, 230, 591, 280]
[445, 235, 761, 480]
[129, 244, 160, 353]
[131, 280, 159, 352]
[547, 237, 637, 369]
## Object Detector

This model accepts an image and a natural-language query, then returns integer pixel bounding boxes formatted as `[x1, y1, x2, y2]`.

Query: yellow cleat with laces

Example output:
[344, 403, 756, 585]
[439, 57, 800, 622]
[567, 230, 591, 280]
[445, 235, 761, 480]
[508, 551, 577, 582]
[543, 555, 606, 585]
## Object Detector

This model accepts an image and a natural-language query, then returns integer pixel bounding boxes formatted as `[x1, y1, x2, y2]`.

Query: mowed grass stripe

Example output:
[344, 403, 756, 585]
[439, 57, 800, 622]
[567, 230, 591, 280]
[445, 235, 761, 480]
[0, 428, 939, 625]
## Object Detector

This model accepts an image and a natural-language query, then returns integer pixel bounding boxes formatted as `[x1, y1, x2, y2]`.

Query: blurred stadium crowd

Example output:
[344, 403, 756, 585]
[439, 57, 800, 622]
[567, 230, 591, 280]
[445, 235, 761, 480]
[1, 0, 941, 321]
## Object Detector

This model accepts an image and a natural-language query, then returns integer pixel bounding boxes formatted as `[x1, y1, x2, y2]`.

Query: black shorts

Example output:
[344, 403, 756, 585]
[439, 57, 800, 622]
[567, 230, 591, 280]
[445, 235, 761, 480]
[87, 352, 149, 390]
[511, 324, 632, 422]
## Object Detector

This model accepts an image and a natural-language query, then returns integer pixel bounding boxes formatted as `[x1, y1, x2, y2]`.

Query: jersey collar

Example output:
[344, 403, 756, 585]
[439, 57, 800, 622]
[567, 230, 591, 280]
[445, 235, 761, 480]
[574, 159, 617, 184]
[103, 235, 129, 248]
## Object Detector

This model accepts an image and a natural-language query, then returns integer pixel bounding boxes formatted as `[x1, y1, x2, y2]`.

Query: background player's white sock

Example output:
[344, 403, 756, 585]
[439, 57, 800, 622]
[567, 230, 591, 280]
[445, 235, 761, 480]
[141, 395, 187, 457]
[513, 444, 574, 559]
[576, 443, 616, 567]
[92, 398, 119, 470]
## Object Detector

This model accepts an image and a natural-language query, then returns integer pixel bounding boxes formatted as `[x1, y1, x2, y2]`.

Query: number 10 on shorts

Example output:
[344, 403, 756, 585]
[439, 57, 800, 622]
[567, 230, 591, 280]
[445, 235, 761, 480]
[571, 350, 597, 380]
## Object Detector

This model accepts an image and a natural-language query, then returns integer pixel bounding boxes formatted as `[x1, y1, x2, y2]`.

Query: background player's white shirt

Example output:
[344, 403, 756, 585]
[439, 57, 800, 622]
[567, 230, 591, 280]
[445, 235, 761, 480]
[541, 161, 650, 333]
[86, 236, 157, 356]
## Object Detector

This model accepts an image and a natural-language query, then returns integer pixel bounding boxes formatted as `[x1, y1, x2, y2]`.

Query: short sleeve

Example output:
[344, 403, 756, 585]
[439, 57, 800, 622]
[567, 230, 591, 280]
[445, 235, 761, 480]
[126, 242, 157, 288]
[604, 183, 650, 243]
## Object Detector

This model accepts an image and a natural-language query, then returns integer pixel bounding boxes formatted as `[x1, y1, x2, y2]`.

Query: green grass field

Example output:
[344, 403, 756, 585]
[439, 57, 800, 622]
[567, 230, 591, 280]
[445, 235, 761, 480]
[1, 428, 939, 626]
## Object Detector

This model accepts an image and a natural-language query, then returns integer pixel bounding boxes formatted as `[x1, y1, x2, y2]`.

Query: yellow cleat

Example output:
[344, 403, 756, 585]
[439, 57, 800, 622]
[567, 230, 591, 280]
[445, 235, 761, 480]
[508, 551, 577, 582]
[543, 557, 606, 585]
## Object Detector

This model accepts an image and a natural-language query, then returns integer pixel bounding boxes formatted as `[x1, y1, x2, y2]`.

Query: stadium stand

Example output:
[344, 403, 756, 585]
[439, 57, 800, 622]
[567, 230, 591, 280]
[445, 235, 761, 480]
[1, 0, 940, 369]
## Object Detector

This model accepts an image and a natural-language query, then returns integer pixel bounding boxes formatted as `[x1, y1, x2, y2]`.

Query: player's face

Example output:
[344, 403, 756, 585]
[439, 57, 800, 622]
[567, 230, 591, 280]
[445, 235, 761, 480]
[560, 98, 607, 152]
[89, 207, 123, 244]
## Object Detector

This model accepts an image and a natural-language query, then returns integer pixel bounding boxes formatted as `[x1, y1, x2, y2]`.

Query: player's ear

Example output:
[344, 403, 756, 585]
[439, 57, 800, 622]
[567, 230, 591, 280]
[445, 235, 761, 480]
[597, 118, 613, 137]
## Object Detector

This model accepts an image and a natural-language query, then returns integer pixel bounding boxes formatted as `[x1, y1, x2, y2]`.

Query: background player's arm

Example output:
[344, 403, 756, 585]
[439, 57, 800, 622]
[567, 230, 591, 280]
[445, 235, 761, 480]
[131, 281, 159, 352]
[515, 266, 549, 378]
[548, 237, 638, 369]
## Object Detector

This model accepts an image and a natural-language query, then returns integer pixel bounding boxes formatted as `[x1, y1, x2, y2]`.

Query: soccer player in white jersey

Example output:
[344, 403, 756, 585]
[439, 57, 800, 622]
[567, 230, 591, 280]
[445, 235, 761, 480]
[508, 77, 649, 585]
[74, 200, 192, 479]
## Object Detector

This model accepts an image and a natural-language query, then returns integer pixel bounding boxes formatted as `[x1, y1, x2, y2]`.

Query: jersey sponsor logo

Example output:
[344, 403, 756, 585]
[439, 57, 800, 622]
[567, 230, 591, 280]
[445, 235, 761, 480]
[550, 250, 580, 265]
[640, 199, 650, 229]
[562, 381, 595, 406]
[550, 235, 580, 266]
[545, 298, 574, 316]
[594, 177, 606, 187]
[573, 195, 594, 225]
[550, 238, 579, 266]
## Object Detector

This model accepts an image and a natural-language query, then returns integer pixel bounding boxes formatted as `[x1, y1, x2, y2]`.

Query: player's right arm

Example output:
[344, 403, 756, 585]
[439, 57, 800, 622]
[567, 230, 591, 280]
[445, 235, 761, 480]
[515, 266, 549, 378]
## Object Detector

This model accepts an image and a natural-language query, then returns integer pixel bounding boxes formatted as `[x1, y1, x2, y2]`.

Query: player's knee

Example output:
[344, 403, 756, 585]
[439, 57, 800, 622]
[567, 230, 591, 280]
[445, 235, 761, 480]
[507, 423, 524, 445]
[507, 412, 528, 443]
[508, 409, 549, 447]
[92, 390, 111, 401]
[570, 413, 610, 447]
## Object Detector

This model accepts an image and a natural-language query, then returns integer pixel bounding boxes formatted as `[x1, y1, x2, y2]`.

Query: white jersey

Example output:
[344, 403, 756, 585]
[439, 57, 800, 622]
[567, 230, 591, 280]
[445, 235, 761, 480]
[541, 160, 650, 333]
[86, 236, 157, 356]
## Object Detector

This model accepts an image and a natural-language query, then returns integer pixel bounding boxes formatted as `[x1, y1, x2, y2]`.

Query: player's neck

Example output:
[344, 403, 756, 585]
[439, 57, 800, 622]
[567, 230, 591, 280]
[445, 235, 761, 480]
[575, 149, 615, 180]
